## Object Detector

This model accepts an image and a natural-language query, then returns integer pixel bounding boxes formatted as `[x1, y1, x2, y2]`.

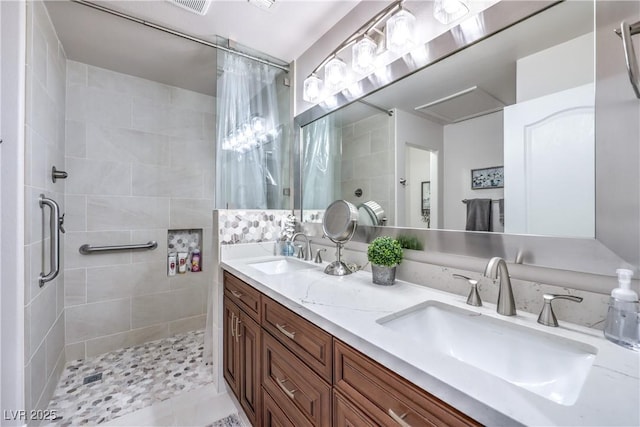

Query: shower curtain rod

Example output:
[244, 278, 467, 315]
[71, 0, 290, 73]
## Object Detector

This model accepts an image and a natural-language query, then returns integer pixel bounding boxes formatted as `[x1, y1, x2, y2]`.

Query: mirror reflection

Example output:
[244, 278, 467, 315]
[301, 0, 595, 238]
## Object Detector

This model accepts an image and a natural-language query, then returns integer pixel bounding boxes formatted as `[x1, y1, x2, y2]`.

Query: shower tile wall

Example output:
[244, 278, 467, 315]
[24, 0, 68, 416]
[340, 112, 395, 224]
[63, 60, 215, 361]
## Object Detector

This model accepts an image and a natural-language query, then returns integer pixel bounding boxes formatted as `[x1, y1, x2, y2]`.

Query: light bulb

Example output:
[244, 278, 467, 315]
[352, 37, 377, 75]
[433, 0, 469, 24]
[386, 9, 416, 53]
[251, 116, 265, 134]
[303, 75, 324, 103]
[324, 57, 347, 91]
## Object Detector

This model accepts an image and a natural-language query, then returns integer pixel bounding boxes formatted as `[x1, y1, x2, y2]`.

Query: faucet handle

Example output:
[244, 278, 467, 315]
[294, 244, 304, 259]
[537, 294, 583, 327]
[453, 274, 482, 307]
[314, 248, 326, 264]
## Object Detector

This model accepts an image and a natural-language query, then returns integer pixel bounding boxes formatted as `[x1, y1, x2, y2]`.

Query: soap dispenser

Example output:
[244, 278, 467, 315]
[603, 269, 639, 350]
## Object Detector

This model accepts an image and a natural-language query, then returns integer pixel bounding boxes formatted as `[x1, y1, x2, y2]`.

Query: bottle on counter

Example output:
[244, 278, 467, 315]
[603, 268, 639, 350]
[191, 248, 201, 272]
[168, 253, 177, 276]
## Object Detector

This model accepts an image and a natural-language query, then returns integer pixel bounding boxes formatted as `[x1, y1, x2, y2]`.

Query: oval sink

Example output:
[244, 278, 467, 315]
[377, 301, 597, 405]
[248, 258, 317, 275]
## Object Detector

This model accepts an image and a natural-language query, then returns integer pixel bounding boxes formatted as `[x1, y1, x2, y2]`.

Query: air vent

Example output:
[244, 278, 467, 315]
[167, 0, 212, 15]
[414, 86, 505, 123]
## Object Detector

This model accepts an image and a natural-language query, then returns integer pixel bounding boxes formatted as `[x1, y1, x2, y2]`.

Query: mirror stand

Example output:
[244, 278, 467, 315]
[324, 242, 353, 276]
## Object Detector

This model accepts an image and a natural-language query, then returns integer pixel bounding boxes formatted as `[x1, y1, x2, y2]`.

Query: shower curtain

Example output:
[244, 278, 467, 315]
[215, 51, 283, 209]
[302, 115, 341, 210]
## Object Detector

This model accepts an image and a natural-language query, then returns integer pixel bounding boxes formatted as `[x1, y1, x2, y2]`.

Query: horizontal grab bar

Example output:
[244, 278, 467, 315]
[79, 241, 158, 255]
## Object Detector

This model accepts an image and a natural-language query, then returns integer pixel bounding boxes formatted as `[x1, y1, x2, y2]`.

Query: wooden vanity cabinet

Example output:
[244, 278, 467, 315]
[223, 271, 481, 427]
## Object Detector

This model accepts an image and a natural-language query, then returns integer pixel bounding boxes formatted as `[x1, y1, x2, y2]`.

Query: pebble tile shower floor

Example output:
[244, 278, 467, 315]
[48, 330, 213, 426]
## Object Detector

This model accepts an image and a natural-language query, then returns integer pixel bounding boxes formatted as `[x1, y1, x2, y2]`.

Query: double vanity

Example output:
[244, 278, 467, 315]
[220, 246, 639, 426]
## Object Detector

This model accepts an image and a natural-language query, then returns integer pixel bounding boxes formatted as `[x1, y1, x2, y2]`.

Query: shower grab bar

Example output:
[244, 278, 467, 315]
[39, 195, 63, 287]
[79, 241, 158, 255]
[615, 21, 640, 99]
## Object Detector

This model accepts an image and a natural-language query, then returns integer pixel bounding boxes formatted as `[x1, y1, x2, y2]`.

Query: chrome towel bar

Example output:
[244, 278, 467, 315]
[79, 241, 158, 255]
[39, 194, 64, 287]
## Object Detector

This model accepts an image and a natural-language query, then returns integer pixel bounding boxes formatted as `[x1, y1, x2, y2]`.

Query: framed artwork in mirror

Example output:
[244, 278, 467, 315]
[471, 166, 504, 189]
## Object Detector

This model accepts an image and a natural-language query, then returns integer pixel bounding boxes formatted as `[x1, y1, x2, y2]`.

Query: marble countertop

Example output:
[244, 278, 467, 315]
[220, 243, 639, 426]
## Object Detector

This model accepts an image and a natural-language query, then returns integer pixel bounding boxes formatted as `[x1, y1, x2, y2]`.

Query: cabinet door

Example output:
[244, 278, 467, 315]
[239, 310, 261, 427]
[223, 296, 240, 398]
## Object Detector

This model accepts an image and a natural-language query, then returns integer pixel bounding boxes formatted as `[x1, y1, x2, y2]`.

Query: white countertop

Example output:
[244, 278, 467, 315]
[220, 245, 640, 426]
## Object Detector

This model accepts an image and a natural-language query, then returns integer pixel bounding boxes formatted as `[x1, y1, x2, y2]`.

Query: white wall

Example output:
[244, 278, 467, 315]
[517, 32, 594, 103]
[63, 61, 215, 361]
[443, 112, 504, 231]
[394, 109, 443, 228]
[22, 0, 67, 417]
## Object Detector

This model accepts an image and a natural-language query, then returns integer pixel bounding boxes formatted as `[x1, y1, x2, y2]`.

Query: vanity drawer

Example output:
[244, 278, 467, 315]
[334, 340, 481, 427]
[224, 271, 261, 321]
[262, 296, 333, 382]
[262, 332, 331, 427]
[263, 388, 311, 427]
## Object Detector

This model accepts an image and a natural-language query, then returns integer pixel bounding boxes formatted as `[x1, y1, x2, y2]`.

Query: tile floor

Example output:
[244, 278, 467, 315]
[46, 329, 242, 426]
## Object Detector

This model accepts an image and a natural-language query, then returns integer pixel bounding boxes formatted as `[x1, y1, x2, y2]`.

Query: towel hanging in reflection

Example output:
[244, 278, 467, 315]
[465, 198, 492, 231]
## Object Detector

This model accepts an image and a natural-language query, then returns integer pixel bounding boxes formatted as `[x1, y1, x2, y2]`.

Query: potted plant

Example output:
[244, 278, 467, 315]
[367, 236, 403, 286]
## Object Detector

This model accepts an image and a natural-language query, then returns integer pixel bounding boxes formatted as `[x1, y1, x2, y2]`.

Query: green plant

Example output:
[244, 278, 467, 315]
[396, 234, 423, 251]
[367, 236, 403, 267]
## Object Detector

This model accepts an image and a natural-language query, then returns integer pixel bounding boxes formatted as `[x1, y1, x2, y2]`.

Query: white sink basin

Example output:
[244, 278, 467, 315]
[248, 258, 317, 275]
[377, 301, 597, 405]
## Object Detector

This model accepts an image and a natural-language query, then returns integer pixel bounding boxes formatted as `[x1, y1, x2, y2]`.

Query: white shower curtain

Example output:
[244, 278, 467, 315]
[215, 51, 283, 209]
[302, 115, 341, 210]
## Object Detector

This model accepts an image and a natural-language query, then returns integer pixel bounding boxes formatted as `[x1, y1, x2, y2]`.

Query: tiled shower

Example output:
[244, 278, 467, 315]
[24, 0, 217, 418]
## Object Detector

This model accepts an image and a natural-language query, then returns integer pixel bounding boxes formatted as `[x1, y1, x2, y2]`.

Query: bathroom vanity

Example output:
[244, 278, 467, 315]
[220, 252, 639, 426]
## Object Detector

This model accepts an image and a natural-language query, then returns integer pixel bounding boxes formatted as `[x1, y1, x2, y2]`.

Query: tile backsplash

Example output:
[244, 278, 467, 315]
[218, 210, 291, 244]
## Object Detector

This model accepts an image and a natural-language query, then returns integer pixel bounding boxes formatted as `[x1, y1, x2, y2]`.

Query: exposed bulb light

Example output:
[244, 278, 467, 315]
[303, 74, 324, 103]
[324, 57, 348, 91]
[352, 36, 378, 75]
[386, 9, 416, 53]
[433, 0, 469, 24]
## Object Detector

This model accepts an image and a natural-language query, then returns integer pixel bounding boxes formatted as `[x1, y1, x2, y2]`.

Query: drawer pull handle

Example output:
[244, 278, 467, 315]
[276, 377, 297, 399]
[230, 290, 243, 299]
[388, 409, 411, 427]
[275, 323, 296, 340]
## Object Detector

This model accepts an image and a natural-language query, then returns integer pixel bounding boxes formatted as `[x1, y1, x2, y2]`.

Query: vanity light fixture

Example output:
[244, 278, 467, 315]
[385, 8, 416, 53]
[325, 57, 348, 90]
[352, 36, 378, 75]
[302, 0, 415, 104]
[433, 0, 470, 25]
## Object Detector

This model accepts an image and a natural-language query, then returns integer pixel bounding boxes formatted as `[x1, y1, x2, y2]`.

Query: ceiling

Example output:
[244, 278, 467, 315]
[45, 0, 360, 95]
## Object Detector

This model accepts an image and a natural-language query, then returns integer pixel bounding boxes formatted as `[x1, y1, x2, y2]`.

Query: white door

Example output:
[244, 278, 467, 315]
[504, 83, 595, 238]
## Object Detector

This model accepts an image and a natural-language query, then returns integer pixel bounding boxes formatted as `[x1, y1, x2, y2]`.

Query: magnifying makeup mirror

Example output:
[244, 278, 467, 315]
[322, 200, 358, 276]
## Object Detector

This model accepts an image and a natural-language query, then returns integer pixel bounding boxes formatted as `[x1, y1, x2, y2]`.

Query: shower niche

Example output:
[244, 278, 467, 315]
[168, 229, 203, 275]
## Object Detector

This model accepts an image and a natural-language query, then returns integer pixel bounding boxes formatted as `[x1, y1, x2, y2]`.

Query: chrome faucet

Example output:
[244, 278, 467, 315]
[483, 257, 516, 316]
[291, 232, 312, 261]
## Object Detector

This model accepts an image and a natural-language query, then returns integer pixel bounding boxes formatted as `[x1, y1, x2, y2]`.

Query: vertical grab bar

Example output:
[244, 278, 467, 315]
[618, 21, 640, 99]
[39, 194, 61, 287]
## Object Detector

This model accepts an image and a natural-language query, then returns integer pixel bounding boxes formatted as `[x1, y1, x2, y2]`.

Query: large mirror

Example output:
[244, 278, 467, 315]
[300, 0, 595, 239]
